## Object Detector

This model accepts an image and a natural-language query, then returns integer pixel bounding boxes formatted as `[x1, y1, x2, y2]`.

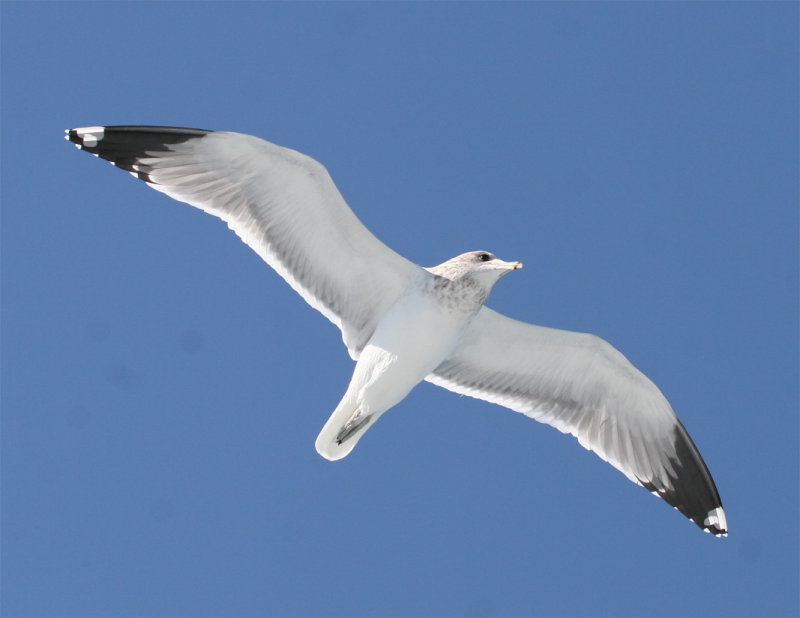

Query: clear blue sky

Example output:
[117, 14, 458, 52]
[2, 2, 797, 616]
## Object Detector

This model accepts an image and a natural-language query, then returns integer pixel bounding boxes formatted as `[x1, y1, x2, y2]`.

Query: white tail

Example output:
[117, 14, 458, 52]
[315, 395, 379, 461]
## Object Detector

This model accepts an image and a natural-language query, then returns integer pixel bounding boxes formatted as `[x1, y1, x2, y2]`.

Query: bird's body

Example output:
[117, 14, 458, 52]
[66, 125, 727, 536]
[317, 254, 519, 460]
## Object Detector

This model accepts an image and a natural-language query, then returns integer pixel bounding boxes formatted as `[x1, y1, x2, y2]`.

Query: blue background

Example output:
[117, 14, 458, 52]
[2, 2, 797, 616]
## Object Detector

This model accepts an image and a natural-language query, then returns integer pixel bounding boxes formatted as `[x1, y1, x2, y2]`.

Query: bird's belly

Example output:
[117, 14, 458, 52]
[353, 292, 471, 415]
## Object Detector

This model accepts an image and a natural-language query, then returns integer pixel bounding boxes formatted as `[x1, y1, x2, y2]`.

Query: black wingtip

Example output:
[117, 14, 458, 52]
[65, 126, 212, 181]
[639, 422, 728, 537]
[66, 125, 210, 148]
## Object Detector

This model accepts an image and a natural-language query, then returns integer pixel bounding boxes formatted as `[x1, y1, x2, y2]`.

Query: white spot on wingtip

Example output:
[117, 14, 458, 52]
[74, 125, 105, 134]
[703, 506, 728, 536]
[74, 126, 105, 148]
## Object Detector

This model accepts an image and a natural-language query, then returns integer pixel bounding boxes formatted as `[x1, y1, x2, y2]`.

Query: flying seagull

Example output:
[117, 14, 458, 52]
[65, 126, 727, 537]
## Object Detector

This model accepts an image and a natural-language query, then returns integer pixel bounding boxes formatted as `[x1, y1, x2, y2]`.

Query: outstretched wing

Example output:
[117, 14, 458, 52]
[66, 126, 421, 357]
[427, 307, 727, 536]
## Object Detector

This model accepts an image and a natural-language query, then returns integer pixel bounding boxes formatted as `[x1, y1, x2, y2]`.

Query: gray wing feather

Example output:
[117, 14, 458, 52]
[66, 126, 421, 356]
[427, 307, 727, 536]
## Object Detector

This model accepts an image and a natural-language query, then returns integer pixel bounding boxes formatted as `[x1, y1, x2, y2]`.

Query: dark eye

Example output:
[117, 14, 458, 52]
[478, 252, 491, 262]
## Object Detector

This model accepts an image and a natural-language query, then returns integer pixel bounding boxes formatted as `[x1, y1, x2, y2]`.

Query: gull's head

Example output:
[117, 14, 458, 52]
[427, 251, 522, 292]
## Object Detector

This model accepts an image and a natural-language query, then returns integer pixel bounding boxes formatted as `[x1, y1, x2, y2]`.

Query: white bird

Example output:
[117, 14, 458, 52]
[66, 126, 727, 537]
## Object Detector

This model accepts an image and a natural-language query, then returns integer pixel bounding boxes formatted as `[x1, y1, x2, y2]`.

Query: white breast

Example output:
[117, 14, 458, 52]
[353, 286, 476, 416]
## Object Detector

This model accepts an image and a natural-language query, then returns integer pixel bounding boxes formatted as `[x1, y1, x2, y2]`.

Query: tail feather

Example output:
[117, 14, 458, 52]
[315, 398, 377, 461]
